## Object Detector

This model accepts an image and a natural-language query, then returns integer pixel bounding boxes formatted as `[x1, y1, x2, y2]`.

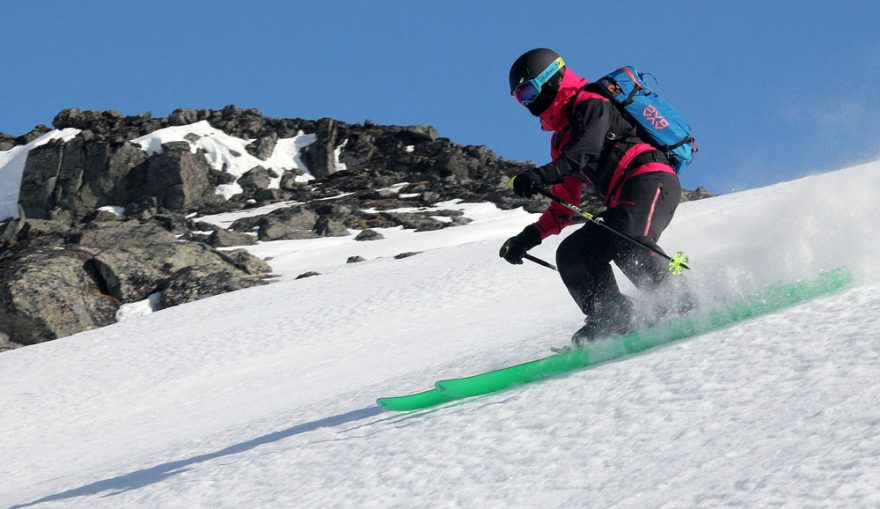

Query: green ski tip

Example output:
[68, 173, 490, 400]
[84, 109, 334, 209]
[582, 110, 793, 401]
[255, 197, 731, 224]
[377, 388, 454, 411]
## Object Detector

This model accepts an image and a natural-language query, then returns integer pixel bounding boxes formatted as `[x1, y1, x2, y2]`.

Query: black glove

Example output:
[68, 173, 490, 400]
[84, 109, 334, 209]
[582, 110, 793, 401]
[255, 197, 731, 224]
[511, 169, 544, 198]
[499, 225, 542, 265]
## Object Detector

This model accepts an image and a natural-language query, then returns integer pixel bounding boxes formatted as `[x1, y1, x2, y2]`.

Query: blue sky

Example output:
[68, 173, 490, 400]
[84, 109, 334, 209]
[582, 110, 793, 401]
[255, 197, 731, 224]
[2, 1, 878, 193]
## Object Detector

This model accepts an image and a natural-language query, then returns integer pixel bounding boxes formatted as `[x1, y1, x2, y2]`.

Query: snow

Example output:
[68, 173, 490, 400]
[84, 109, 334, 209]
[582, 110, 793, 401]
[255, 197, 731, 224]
[130, 121, 318, 199]
[0, 129, 81, 220]
[2, 161, 880, 508]
[332, 138, 348, 172]
[97, 205, 125, 216]
[115, 293, 162, 322]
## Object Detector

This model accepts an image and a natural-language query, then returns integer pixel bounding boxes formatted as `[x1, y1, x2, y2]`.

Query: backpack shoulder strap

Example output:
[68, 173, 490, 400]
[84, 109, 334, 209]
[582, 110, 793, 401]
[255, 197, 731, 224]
[566, 83, 602, 124]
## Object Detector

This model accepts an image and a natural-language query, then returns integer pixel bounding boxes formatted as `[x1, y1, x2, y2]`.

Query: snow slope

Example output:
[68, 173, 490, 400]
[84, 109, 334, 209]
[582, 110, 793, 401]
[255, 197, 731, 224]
[2, 162, 880, 508]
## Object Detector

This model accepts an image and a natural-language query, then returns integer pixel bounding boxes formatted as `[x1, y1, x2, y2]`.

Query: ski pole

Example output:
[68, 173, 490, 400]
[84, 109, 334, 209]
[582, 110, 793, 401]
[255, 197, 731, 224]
[523, 253, 557, 271]
[534, 187, 690, 274]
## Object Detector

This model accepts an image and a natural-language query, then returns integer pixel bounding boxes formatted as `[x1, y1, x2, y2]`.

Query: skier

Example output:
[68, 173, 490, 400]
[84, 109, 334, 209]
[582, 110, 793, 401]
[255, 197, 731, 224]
[500, 48, 685, 345]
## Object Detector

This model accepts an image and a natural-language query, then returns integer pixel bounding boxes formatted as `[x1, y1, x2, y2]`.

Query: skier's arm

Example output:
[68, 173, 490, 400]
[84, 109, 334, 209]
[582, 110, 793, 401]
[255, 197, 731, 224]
[533, 176, 582, 239]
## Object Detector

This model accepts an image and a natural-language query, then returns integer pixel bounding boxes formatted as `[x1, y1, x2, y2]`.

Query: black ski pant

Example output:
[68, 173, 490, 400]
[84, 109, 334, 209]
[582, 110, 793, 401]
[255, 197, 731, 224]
[555, 171, 681, 320]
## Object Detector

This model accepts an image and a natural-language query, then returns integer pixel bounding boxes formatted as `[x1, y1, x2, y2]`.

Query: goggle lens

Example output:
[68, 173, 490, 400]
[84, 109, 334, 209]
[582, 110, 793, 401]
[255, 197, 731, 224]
[514, 82, 540, 105]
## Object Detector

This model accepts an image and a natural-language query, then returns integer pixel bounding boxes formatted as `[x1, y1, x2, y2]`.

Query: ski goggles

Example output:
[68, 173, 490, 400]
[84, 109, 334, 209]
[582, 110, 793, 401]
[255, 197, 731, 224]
[512, 56, 565, 106]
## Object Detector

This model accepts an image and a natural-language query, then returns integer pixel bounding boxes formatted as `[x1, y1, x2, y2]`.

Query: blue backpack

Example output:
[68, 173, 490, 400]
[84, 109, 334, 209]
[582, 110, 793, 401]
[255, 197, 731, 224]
[589, 66, 696, 173]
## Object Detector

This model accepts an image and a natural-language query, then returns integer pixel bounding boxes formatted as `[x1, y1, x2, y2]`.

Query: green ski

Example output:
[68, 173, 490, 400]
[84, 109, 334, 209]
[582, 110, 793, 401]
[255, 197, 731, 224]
[376, 388, 454, 412]
[377, 267, 853, 411]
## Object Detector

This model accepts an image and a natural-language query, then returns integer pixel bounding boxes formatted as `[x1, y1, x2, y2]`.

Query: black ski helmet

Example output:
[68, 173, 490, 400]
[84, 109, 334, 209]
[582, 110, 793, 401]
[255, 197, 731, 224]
[509, 48, 566, 116]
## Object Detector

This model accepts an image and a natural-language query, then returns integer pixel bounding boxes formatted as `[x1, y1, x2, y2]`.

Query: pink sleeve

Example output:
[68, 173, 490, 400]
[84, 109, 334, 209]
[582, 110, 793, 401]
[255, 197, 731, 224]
[532, 177, 582, 239]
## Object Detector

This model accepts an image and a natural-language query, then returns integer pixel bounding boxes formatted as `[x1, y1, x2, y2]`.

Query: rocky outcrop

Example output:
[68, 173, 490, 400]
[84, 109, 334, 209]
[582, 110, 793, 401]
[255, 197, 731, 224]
[207, 229, 257, 247]
[0, 132, 16, 151]
[9, 106, 716, 226]
[159, 264, 265, 307]
[0, 215, 271, 346]
[0, 236, 118, 346]
[127, 142, 218, 212]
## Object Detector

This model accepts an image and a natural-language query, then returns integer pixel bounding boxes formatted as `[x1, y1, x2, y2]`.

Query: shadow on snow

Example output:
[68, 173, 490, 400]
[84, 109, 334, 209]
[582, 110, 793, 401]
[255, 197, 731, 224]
[12, 405, 384, 508]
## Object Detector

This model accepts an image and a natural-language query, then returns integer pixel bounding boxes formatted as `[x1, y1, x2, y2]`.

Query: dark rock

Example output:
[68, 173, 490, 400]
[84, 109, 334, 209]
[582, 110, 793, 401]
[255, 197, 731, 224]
[169, 108, 199, 126]
[210, 168, 237, 185]
[91, 141, 148, 205]
[0, 330, 23, 352]
[228, 214, 262, 232]
[301, 117, 343, 178]
[127, 142, 215, 211]
[151, 213, 189, 234]
[314, 203, 356, 221]
[402, 125, 438, 142]
[430, 209, 465, 218]
[313, 216, 349, 237]
[419, 191, 441, 205]
[16, 125, 51, 145]
[361, 189, 399, 200]
[394, 252, 421, 259]
[279, 171, 308, 191]
[52, 109, 115, 131]
[160, 265, 265, 307]
[216, 248, 271, 274]
[347, 256, 365, 263]
[295, 271, 320, 279]
[0, 218, 24, 246]
[0, 132, 16, 151]
[71, 221, 255, 302]
[208, 228, 258, 247]
[17, 219, 71, 241]
[182, 232, 211, 243]
[259, 222, 317, 241]
[354, 212, 399, 230]
[354, 229, 383, 241]
[189, 220, 219, 232]
[382, 212, 447, 232]
[238, 166, 274, 193]
[222, 104, 246, 119]
[125, 196, 159, 218]
[246, 132, 278, 160]
[160, 141, 191, 152]
[256, 206, 319, 241]
[682, 186, 717, 202]
[253, 188, 281, 203]
[19, 139, 64, 219]
[0, 238, 119, 345]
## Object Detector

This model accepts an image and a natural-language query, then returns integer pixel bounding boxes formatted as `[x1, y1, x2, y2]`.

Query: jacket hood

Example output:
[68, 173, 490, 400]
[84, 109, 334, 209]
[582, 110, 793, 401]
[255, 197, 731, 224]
[539, 68, 589, 132]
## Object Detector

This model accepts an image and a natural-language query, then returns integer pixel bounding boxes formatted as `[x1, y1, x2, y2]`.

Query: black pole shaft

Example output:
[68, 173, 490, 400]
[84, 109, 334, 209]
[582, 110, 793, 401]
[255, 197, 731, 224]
[535, 187, 690, 271]
[523, 253, 557, 271]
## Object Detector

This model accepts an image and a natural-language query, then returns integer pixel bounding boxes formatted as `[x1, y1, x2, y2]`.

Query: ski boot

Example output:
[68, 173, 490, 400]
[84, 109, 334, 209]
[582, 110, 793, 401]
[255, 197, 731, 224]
[568, 296, 635, 348]
[570, 318, 632, 347]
